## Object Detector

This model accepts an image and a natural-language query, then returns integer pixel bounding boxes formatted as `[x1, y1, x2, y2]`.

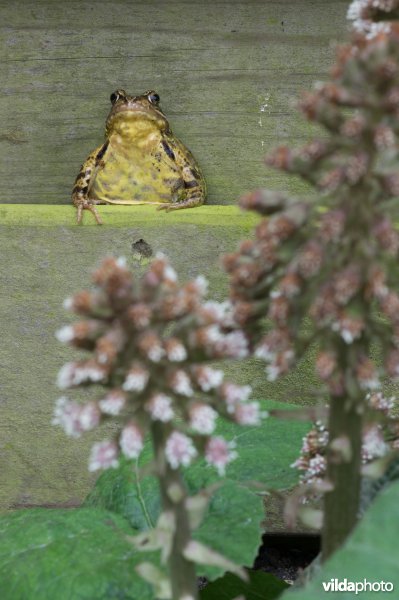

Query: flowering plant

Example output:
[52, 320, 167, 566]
[293, 392, 399, 489]
[224, 17, 399, 559]
[54, 254, 266, 599]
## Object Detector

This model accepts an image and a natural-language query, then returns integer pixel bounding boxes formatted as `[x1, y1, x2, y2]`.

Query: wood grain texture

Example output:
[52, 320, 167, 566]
[1, 0, 350, 205]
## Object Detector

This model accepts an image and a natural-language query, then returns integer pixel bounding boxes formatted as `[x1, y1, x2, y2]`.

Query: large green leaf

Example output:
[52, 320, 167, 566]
[281, 480, 399, 599]
[200, 570, 289, 599]
[85, 459, 264, 581]
[191, 481, 263, 579]
[0, 508, 154, 600]
[85, 400, 310, 579]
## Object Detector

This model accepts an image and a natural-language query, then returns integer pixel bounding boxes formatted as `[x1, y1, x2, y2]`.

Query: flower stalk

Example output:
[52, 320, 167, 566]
[151, 421, 198, 600]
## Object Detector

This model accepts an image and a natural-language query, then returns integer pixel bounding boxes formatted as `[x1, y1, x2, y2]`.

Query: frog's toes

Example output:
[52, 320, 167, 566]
[156, 204, 172, 212]
[75, 198, 103, 225]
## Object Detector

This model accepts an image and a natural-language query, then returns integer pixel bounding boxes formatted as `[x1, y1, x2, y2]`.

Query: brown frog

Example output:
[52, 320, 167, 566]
[72, 89, 206, 224]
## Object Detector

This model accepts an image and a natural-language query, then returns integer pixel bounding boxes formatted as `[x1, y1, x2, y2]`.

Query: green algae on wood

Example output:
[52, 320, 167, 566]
[0, 204, 260, 228]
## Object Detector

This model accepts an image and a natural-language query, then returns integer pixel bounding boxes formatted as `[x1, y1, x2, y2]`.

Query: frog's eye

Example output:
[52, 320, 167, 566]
[147, 91, 160, 105]
[110, 90, 126, 104]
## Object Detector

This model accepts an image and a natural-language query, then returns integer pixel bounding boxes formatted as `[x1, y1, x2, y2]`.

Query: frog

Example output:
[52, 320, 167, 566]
[72, 89, 206, 224]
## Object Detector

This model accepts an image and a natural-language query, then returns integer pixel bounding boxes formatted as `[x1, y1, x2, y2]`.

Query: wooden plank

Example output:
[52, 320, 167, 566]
[0, 0, 349, 204]
[0, 207, 320, 512]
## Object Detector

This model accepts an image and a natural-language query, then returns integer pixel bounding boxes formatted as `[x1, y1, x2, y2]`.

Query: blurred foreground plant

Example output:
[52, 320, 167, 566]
[54, 255, 265, 600]
[292, 392, 399, 490]
[224, 23, 399, 559]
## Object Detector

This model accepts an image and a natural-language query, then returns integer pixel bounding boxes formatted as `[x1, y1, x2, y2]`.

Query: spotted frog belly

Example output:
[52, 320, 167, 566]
[90, 144, 184, 205]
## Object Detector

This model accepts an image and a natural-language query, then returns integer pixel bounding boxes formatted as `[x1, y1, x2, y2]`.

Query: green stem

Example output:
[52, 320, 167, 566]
[151, 422, 198, 600]
[322, 396, 363, 561]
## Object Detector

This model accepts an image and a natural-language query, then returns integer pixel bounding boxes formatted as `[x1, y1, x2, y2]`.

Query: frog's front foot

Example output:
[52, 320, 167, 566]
[73, 196, 103, 225]
[157, 196, 204, 212]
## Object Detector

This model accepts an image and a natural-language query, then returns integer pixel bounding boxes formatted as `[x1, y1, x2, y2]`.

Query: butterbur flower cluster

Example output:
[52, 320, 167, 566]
[292, 392, 398, 488]
[54, 255, 265, 598]
[54, 255, 264, 475]
[224, 27, 399, 405]
[223, 25, 399, 556]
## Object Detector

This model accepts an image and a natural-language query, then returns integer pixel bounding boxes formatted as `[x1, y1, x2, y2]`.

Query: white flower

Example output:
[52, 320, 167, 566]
[215, 331, 248, 358]
[202, 301, 232, 322]
[205, 436, 237, 476]
[341, 329, 355, 344]
[146, 393, 174, 422]
[53, 398, 100, 437]
[122, 367, 149, 392]
[116, 256, 127, 268]
[362, 426, 388, 462]
[221, 383, 252, 413]
[367, 392, 395, 413]
[165, 340, 187, 362]
[234, 402, 267, 426]
[55, 325, 75, 343]
[148, 345, 165, 362]
[79, 402, 100, 431]
[358, 375, 381, 391]
[171, 370, 194, 397]
[164, 264, 178, 282]
[52, 396, 82, 437]
[202, 325, 223, 344]
[88, 440, 119, 472]
[56, 363, 76, 389]
[194, 367, 224, 392]
[99, 391, 126, 415]
[347, 0, 366, 20]
[189, 404, 218, 434]
[254, 343, 275, 361]
[56, 361, 105, 389]
[165, 431, 197, 469]
[63, 297, 73, 310]
[266, 364, 281, 382]
[120, 422, 145, 459]
[307, 455, 326, 478]
[193, 275, 208, 296]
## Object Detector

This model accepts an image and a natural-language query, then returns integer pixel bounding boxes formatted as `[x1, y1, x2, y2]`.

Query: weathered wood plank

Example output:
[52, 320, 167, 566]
[0, 206, 321, 512]
[1, 0, 350, 204]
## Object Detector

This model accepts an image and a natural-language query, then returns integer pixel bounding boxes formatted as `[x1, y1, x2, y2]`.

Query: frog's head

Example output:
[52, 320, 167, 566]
[106, 89, 169, 138]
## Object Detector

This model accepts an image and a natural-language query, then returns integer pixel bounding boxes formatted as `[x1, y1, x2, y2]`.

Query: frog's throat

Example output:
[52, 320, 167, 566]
[106, 110, 167, 136]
